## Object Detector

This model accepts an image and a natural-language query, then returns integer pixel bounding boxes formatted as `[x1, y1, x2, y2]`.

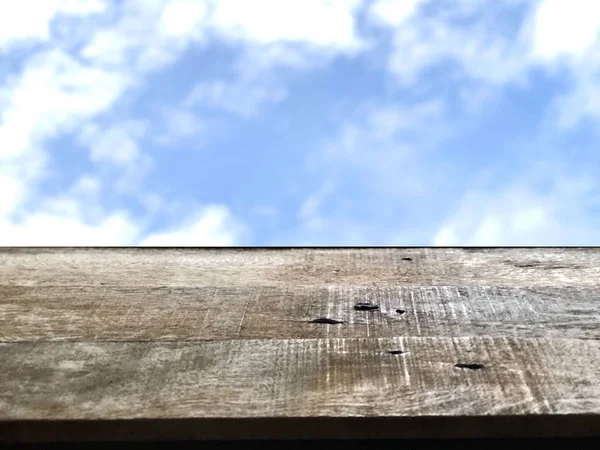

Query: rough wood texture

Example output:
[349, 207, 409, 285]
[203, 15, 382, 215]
[1, 285, 599, 342]
[0, 247, 599, 442]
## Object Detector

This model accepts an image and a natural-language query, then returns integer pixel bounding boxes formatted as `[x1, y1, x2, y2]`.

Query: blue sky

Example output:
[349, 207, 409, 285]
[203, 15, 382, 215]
[1, 0, 600, 245]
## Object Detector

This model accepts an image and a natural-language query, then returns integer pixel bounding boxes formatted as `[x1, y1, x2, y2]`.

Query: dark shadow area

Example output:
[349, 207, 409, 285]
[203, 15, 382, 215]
[4, 438, 600, 450]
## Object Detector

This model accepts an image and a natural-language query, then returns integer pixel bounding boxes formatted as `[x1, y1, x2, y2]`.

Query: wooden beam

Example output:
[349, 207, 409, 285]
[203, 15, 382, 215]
[1, 337, 599, 440]
[1, 284, 599, 341]
[1, 248, 599, 442]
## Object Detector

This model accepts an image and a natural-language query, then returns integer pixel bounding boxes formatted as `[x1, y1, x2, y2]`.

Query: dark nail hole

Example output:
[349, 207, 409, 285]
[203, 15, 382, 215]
[395, 309, 406, 314]
[310, 317, 344, 324]
[388, 350, 406, 355]
[454, 363, 484, 370]
[401, 257, 413, 261]
[354, 302, 379, 311]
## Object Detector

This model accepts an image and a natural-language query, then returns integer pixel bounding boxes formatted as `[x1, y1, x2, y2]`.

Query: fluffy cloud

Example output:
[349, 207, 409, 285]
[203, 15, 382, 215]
[369, 0, 426, 27]
[88, 126, 141, 166]
[0, 47, 135, 245]
[0, 0, 106, 51]
[185, 77, 287, 117]
[4, 0, 599, 248]
[433, 168, 600, 246]
[155, 107, 207, 144]
[313, 99, 450, 199]
[286, 99, 453, 245]
[529, 0, 600, 130]
[0, 173, 139, 246]
[139, 204, 246, 246]
[367, 0, 534, 86]
[531, 0, 600, 62]
[0, 211, 140, 246]
[208, 0, 365, 51]
[0, 0, 261, 247]
[158, 0, 208, 38]
[0, 174, 26, 217]
[367, 0, 600, 129]
[0, 49, 133, 160]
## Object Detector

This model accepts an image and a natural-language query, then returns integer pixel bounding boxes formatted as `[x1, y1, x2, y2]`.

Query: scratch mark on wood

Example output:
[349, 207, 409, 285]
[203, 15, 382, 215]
[237, 293, 252, 338]
[410, 290, 421, 336]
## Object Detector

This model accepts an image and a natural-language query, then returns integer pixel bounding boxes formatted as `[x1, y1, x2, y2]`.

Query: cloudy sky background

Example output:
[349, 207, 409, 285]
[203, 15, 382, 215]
[1, 0, 599, 246]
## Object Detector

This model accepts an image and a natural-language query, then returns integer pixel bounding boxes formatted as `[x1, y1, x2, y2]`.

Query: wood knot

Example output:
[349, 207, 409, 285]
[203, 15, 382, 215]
[388, 350, 406, 355]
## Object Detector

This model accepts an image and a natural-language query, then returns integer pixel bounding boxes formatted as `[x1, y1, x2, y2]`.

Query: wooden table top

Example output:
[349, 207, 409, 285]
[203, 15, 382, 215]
[1, 247, 599, 442]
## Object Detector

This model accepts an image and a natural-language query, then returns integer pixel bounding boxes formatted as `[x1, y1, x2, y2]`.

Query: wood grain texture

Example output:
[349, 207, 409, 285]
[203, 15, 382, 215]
[1, 247, 599, 288]
[0, 247, 599, 442]
[1, 285, 599, 342]
[1, 337, 599, 440]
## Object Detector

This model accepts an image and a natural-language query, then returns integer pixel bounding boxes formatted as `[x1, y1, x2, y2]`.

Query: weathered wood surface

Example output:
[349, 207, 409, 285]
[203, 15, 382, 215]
[1, 284, 599, 342]
[0, 247, 599, 442]
[1, 247, 599, 288]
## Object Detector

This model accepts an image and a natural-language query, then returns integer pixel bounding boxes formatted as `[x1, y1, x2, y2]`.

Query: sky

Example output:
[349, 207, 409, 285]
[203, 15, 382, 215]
[1, 0, 600, 246]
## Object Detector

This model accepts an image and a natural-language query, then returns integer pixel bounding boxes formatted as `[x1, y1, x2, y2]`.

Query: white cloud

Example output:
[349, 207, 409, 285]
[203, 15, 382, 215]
[89, 126, 141, 166]
[433, 170, 600, 246]
[0, 0, 106, 51]
[0, 211, 140, 246]
[0, 173, 140, 246]
[314, 100, 449, 199]
[71, 174, 102, 197]
[159, 0, 208, 38]
[77, 120, 152, 194]
[0, 47, 134, 239]
[366, 0, 592, 87]
[0, 49, 133, 160]
[185, 77, 287, 117]
[1, 0, 265, 247]
[155, 107, 208, 145]
[80, 0, 368, 75]
[288, 99, 453, 245]
[298, 180, 337, 232]
[531, 0, 600, 62]
[208, 0, 365, 51]
[376, 6, 533, 86]
[526, 0, 600, 129]
[80, 0, 189, 73]
[114, 153, 155, 195]
[164, 108, 203, 137]
[80, 29, 137, 67]
[369, 0, 426, 27]
[367, 0, 600, 130]
[0, 174, 26, 217]
[139, 204, 245, 246]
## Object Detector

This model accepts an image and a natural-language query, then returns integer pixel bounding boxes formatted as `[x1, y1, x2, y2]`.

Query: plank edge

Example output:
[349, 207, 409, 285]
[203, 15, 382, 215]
[2, 415, 599, 442]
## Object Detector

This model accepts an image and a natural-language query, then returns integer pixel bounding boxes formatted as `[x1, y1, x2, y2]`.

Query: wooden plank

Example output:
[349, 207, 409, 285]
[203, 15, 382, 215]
[1, 248, 599, 288]
[1, 336, 599, 441]
[1, 247, 600, 442]
[1, 284, 599, 342]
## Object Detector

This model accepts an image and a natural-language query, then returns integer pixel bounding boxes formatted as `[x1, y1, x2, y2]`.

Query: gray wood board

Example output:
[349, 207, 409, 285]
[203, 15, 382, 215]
[1, 248, 599, 441]
[1, 248, 599, 288]
[1, 337, 599, 440]
[1, 284, 599, 341]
